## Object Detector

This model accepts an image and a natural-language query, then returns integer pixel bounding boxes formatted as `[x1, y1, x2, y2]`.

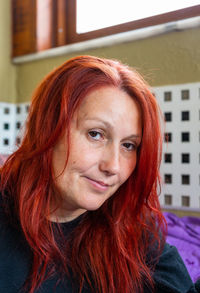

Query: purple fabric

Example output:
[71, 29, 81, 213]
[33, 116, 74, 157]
[164, 212, 200, 282]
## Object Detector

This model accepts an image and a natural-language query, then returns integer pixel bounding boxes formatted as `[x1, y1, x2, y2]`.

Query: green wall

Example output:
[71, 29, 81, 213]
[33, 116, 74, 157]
[0, 0, 16, 103]
[16, 27, 200, 103]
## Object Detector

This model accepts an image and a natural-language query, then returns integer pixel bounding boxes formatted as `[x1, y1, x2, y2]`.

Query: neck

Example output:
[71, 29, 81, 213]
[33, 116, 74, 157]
[49, 207, 87, 223]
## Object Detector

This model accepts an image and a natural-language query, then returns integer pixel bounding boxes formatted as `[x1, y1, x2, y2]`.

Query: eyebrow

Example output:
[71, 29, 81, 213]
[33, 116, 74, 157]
[84, 118, 142, 140]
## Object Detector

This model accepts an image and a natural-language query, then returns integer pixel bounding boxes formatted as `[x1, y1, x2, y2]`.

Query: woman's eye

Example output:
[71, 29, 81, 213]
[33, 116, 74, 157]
[88, 131, 102, 140]
[123, 142, 136, 151]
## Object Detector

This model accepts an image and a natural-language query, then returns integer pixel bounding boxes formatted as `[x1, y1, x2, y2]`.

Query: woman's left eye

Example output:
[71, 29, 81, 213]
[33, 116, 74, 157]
[88, 130, 103, 140]
[122, 142, 136, 151]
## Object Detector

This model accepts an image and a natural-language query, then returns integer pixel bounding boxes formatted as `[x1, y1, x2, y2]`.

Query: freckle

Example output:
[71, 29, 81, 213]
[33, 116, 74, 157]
[72, 161, 76, 164]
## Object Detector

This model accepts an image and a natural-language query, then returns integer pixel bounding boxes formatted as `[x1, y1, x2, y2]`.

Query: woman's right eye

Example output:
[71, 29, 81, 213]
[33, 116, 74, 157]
[88, 130, 103, 141]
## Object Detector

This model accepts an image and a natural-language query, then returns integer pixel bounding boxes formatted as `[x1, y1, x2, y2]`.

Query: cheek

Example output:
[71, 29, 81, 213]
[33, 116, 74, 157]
[68, 143, 100, 171]
[121, 155, 137, 183]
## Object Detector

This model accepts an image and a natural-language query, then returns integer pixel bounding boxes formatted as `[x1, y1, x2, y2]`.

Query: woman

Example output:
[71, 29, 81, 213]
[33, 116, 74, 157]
[0, 56, 199, 293]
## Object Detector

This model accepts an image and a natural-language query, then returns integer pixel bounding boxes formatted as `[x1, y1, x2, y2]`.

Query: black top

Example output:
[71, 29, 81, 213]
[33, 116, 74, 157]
[0, 196, 199, 293]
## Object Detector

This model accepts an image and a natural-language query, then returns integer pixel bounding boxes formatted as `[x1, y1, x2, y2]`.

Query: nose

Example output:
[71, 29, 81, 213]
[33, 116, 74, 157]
[99, 143, 120, 176]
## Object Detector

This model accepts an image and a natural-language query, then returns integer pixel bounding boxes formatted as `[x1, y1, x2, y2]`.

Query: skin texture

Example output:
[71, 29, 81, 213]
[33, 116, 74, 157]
[51, 86, 142, 222]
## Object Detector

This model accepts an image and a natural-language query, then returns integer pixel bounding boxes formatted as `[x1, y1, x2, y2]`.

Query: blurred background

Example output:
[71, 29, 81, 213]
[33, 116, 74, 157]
[0, 0, 200, 217]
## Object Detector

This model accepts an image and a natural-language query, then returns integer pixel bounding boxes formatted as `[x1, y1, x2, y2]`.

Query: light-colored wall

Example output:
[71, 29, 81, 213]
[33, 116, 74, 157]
[0, 0, 16, 103]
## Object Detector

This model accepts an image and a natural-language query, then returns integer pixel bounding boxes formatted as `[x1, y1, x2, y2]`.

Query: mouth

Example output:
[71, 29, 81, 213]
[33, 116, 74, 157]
[84, 176, 110, 192]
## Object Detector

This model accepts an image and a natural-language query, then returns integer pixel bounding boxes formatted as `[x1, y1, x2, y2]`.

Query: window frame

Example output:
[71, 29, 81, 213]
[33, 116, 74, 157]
[12, 1, 200, 57]
[69, 3, 200, 43]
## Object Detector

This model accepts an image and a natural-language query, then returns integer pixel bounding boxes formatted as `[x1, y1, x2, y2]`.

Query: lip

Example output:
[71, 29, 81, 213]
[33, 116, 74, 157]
[84, 176, 110, 192]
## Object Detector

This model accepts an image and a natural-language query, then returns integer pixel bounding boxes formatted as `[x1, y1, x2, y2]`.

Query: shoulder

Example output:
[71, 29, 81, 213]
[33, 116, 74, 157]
[153, 242, 199, 293]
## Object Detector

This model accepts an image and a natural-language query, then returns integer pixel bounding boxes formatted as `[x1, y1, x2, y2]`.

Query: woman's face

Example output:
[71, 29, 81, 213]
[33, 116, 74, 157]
[52, 86, 142, 222]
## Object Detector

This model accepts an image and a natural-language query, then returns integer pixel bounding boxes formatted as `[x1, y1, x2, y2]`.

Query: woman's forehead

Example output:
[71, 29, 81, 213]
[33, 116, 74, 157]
[77, 86, 139, 113]
[72, 86, 142, 138]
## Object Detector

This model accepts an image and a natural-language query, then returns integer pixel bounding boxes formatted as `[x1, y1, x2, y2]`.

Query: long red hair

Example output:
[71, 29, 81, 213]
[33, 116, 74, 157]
[0, 56, 166, 292]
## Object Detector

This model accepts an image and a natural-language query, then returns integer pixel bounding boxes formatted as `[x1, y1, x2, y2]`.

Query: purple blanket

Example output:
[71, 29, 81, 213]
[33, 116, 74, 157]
[164, 212, 200, 282]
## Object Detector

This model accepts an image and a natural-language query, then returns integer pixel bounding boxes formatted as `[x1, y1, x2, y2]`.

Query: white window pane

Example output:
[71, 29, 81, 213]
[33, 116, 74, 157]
[77, 0, 199, 33]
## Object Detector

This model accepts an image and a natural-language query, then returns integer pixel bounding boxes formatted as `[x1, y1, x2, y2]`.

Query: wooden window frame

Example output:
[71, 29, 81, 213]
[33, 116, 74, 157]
[70, 3, 200, 43]
[12, 1, 200, 57]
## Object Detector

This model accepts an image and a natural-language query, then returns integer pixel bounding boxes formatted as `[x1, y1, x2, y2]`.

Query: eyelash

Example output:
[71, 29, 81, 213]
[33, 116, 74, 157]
[88, 130, 103, 140]
[88, 130, 137, 151]
[122, 142, 137, 151]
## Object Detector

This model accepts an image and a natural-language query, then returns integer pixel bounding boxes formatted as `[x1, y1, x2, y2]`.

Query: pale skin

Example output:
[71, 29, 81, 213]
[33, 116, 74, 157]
[51, 86, 142, 222]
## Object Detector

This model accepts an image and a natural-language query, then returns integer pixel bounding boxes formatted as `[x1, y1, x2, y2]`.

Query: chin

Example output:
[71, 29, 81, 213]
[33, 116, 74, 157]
[80, 198, 107, 212]
[82, 203, 104, 212]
